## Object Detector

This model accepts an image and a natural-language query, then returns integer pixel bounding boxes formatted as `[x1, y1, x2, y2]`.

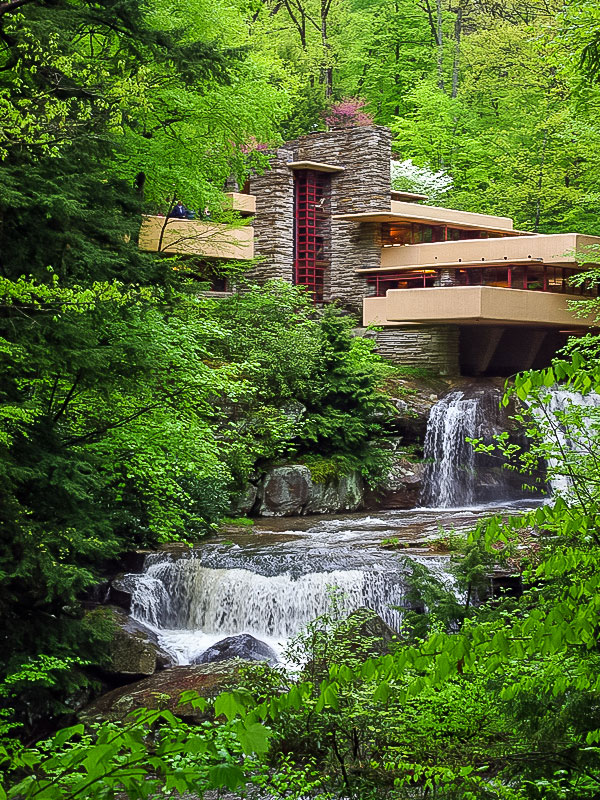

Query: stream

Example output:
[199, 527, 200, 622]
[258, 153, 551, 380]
[127, 502, 536, 665]
[125, 385, 600, 668]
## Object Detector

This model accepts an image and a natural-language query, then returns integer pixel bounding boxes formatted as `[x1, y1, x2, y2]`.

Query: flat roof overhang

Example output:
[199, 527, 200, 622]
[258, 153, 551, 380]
[287, 160, 345, 173]
[333, 210, 526, 236]
[363, 286, 597, 329]
[391, 190, 428, 201]
[356, 258, 545, 274]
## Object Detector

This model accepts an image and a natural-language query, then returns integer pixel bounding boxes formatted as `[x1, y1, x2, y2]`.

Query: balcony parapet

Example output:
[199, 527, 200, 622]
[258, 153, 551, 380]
[139, 216, 254, 260]
[335, 204, 519, 234]
[224, 192, 256, 214]
[364, 286, 596, 328]
[380, 233, 600, 269]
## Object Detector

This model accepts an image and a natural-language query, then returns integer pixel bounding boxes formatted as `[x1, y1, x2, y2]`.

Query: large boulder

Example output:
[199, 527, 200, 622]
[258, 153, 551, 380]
[257, 465, 365, 516]
[304, 479, 346, 514]
[230, 483, 258, 515]
[192, 634, 278, 665]
[85, 606, 173, 677]
[279, 400, 306, 423]
[337, 470, 364, 511]
[365, 455, 425, 510]
[384, 380, 443, 444]
[258, 465, 312, 516]
[80, 663, 240, 725]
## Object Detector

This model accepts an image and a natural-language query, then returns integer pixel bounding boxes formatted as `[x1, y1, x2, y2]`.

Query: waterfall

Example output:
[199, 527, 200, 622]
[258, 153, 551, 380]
[421, 391, 480, 507]
[421, 382, 600, 507]
[421, 384, 539, 507]
[129, 554, 409, 664]
[532, 389, 600, 497]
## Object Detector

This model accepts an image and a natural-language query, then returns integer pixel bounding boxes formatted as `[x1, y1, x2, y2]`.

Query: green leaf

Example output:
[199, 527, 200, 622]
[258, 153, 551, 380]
[214, 692, 247, 721]
[373, 681, 391, 702]
[207, 764, 245, 790]
[52, 724, 84, 748]
[234, 721, 272, 754]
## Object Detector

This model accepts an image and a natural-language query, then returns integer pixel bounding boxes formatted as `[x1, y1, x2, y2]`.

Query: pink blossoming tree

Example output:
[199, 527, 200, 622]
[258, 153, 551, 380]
[323, 98, 374, 129]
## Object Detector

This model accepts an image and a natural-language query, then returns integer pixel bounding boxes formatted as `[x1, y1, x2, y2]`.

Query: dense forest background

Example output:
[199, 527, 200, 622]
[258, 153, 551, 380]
[250, 0, 600, 235]
[3, 0, 600, 798]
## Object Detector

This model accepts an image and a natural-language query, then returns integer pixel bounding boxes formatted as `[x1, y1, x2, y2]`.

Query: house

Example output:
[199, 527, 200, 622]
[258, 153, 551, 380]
[141, 125, 600, 376]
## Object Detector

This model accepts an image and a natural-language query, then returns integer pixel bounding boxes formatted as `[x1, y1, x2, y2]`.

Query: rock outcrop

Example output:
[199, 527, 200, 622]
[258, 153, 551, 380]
[193, 634, 278, 665]
[364, 442, 425, 510]
[259, 465, 312, 516]
[80, 663, 240, 724]
[342, 607, 397, 656]
[85, 606, 172, 677]
[230, 483, 258, 515]
[302, 608, 398, 681]
[108, 573, 139, 612]
[257, 465, 365, 516]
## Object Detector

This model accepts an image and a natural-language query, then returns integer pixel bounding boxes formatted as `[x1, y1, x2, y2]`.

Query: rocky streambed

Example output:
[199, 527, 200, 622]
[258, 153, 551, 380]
[80, 502, 536, 725]
[79, 377, 547, 724]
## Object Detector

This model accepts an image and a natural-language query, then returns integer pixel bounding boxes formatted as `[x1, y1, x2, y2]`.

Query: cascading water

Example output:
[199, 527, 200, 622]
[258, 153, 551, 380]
[123, 382, 600, 670]
[530, 388, 600, 497]
[129, 553, 408, 664]
[421, 391, 480, 507]
[421, 383, 543, 507]
[125, 510, 478, 666]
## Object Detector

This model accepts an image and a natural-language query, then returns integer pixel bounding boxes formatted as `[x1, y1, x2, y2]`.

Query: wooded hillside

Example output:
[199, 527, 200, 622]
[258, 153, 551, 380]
[2, 1, 600, 798]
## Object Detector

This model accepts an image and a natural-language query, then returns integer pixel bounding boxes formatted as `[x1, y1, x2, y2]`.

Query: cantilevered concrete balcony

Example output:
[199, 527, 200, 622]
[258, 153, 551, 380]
[388, 201, 515, 232]
[363, 286, 596, 328]
[379, 233, 600, 270]
[335, 202, 519, 235]
[224, 192, 256, 214]
[139, 216, 254, 260]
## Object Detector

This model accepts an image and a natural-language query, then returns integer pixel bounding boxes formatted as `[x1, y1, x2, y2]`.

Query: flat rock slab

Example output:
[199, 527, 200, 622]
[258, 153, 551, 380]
[80, 663, 241, 724]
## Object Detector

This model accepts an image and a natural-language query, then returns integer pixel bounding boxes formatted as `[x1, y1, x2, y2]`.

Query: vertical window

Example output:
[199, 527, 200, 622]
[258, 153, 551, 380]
[294, 170, 330, 302]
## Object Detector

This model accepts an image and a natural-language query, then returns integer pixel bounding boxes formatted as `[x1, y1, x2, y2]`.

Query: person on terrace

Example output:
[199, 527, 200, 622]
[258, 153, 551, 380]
[169, 200, 189, 219]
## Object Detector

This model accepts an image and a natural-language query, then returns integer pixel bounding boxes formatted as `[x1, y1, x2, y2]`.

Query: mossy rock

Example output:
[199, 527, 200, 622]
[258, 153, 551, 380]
[84, 606, 172, 678]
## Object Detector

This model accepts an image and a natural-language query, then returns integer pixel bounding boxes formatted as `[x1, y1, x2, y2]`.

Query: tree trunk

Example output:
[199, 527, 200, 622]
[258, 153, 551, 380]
[535, 130, 548, 232]
[451, 4, 462, 98]
[321, 0, 333, 97]
[436, 0, 444, 91]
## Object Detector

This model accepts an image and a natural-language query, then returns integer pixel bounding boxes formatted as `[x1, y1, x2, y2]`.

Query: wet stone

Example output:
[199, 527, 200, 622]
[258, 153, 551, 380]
[80, 663, 241, 725]
[193, 634, 278, 665]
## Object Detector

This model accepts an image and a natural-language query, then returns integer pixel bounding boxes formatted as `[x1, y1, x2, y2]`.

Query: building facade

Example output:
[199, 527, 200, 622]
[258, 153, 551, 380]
[140, 125, 600, 376]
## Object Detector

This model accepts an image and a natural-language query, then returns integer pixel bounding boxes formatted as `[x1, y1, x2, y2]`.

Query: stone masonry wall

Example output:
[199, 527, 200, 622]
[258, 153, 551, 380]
[246, 147, 295, 284]
[371, 326, 460, 376]
[245, 127, 392, 309]
[294, 126, 392, 311]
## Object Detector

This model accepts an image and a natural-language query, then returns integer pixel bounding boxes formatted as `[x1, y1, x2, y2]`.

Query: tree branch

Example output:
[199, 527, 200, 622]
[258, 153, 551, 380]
[63, 391, 185, 447]
[0, 0, 36, 18]
[52, 370, 83, 423]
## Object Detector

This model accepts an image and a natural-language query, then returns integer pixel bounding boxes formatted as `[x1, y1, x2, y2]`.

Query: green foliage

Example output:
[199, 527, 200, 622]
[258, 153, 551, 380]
[6, 0, 600, 797]
[221, 516, 255, 527]
[0, 704, 274, 800]
[0, 0, 403, 729]
[0, 272, 397, 724]
[8, 367, 600, 799]
[0, 657, 84, 751]
[209, 284, 396, 485]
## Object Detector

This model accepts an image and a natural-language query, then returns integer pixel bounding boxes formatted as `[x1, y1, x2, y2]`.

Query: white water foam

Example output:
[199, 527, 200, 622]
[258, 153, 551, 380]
[532, 389, 600, 497]
[130, 561, 407, 665]
[421, 391, 480, 506]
